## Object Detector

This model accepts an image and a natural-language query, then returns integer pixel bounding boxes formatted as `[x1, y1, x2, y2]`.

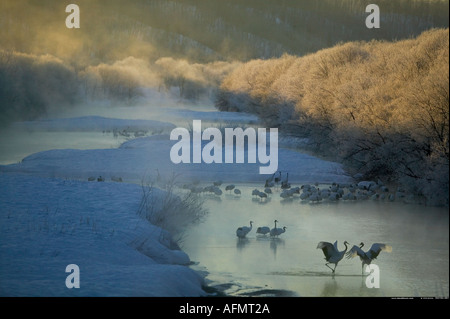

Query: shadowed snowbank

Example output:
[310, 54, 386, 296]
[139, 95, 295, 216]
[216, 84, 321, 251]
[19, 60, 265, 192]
[0, 173, 206, 296]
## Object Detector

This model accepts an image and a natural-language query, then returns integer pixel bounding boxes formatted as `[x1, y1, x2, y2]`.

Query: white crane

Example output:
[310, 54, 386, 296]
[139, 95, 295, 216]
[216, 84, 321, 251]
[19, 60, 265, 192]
[257, 191, 268, 201]
[271, 226, 286, 237]
[317, 240, 349, 273]
[281, 172, 291, 189]
[346, 242, 392, 274]
[274, 171, 282, 186]
[256, 226, 271, 236]
[264, 173, 275, 188]
[213, 187, 223, 196]
[225, 184, 235, 193]
[236, 221, 253, 239]
[270, 220, 286, 237]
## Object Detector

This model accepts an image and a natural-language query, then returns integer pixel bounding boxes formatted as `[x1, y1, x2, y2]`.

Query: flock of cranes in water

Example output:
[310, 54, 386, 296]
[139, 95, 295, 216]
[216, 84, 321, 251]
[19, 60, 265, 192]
[184, 170, 395, 274]
[89, 170, 394, 274]
[185, 170, 406, 203]
[236, 219, 286, 239]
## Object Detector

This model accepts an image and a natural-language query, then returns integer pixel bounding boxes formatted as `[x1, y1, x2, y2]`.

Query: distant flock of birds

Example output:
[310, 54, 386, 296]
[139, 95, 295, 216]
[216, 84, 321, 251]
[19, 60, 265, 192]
[89, 170, 407, 204]
[88, 175, 123, 183]
[183, 170, 407, 204]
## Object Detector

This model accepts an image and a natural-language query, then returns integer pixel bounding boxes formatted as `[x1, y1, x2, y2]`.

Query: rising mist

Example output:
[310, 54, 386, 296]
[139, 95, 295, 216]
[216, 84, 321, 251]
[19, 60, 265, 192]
[1, 0, 448, 125]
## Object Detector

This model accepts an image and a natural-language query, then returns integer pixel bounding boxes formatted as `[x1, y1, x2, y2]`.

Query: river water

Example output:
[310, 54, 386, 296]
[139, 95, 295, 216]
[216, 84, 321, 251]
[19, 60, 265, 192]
[0, 129, 127, 165]
[182, 184, 449, 298]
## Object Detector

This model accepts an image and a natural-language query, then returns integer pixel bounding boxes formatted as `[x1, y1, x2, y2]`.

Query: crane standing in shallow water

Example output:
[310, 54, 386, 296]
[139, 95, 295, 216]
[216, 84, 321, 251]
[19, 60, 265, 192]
[236, 221, 253, 239]
[346, 242, 392, 274]
[225, 184, 235, 193]
[256, 226, 271, 236]
[274, 171, 282, 187]
[281, 172, 291, 190]
[264, 172, 275, 188]
[270, 219, 286, 237]
[317, 240, 349, 273]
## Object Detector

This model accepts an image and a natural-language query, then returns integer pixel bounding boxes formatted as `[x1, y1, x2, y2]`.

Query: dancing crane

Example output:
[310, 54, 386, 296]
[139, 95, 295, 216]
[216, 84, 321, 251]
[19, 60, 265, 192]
[317, 240, 349, 273]
[346, 242, 392, 274]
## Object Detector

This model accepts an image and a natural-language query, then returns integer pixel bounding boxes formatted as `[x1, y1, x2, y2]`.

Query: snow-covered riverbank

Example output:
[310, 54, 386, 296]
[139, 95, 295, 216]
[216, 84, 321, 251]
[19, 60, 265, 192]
[0, 173, 207, 296]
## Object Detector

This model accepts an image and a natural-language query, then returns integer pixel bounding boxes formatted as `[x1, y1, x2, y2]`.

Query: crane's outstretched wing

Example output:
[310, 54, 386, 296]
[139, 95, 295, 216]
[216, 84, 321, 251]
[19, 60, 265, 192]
[367, 243, 392, 259]
[317, 241, 335, 260]
[345, 245, 366, 259]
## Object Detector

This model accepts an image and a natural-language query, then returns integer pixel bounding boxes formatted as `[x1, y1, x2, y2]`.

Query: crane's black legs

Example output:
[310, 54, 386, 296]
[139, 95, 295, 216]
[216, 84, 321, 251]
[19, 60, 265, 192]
[325, 263, 335, 273]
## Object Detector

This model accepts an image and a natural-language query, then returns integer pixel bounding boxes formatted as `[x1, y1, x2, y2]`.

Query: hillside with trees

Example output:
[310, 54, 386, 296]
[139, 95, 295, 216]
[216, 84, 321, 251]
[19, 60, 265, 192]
[216, 28, 449, 206]
[1, 0, 448, 125]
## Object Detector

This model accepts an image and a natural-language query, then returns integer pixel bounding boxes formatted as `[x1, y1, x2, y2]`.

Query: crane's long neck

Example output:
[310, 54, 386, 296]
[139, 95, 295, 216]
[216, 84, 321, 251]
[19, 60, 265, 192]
[343, 242, 349, 253]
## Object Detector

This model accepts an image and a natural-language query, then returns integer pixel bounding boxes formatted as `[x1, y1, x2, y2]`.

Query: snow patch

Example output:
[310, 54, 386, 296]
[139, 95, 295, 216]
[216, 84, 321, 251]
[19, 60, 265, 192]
[0, 173, 206, 296]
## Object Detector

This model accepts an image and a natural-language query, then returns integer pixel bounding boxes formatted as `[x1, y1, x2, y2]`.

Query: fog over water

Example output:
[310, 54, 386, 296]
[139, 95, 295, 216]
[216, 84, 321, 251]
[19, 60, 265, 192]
[0, 101, 258, 165]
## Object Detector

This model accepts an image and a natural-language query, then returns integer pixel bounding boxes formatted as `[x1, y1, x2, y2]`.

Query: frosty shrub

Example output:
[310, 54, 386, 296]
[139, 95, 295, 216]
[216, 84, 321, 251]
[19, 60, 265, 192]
[137, 175, 208, 245]
[0, 50, 80, 125]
